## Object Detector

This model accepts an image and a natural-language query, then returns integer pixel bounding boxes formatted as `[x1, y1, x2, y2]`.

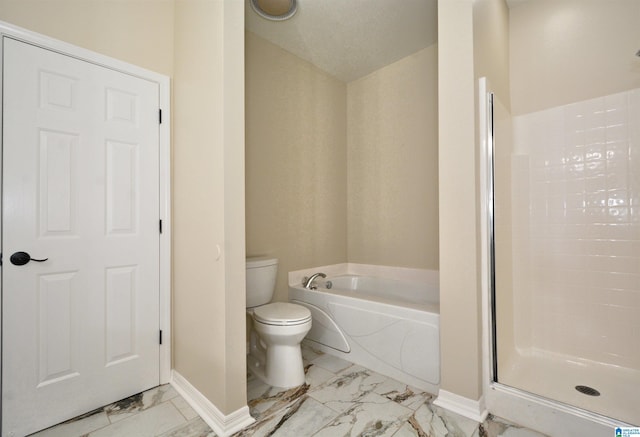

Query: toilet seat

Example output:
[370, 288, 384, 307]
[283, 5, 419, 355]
[253, 302, 311, 326]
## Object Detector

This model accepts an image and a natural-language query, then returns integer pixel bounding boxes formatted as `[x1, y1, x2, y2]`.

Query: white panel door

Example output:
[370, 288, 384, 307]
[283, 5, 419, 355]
[2, 37, 160, 437]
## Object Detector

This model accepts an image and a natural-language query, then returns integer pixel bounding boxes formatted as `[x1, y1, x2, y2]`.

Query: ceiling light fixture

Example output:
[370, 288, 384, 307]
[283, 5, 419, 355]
[250, 0, 297, 21]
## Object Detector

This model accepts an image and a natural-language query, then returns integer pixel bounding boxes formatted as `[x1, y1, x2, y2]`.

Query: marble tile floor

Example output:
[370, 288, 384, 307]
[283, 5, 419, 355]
[31, 342, 547, 437]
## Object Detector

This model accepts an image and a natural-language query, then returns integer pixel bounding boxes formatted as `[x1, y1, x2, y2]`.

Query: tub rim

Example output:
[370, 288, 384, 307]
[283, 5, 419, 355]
[289, 262, 439, 288]
[289, 283, 440, 315]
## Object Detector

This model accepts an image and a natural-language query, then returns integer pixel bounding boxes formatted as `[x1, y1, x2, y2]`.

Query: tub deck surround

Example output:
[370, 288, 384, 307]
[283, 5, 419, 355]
[33, 344, 546, 436]
[288, 263, 440, 394]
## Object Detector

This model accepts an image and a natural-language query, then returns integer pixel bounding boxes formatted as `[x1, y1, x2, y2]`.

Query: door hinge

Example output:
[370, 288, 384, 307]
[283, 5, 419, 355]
[159, 109, 162, 124]
[159, 330, 163, 345]
[159, 219, 163, 234]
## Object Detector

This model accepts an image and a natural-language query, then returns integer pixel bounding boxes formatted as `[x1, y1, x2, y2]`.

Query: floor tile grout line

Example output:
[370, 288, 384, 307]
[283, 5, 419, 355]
[169, 397, 194, 422]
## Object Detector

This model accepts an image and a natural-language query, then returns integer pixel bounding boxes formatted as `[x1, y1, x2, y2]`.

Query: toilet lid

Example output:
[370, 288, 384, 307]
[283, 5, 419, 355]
[253, 302, 311, 326]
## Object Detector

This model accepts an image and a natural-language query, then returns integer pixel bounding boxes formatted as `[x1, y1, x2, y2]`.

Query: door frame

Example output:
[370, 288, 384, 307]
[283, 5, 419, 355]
[0, 19, 172, 415]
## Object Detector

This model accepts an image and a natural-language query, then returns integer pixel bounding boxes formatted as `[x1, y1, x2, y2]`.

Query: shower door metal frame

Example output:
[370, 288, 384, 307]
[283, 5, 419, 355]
[477, 77, 628, 436]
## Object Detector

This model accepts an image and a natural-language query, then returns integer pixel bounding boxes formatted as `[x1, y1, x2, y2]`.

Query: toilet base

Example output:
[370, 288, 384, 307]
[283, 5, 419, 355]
[247, 330, 308, 389]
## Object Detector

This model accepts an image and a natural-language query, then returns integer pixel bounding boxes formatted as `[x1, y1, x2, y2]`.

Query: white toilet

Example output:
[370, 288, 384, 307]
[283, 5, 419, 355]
[246, 257, 312, 388]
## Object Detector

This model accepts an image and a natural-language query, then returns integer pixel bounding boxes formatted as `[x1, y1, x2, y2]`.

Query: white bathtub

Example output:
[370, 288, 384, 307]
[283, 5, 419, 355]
[288, 264, 440, 394]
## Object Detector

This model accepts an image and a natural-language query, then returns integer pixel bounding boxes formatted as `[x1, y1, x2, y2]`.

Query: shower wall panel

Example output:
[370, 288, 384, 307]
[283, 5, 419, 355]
[510, 88, 640, 370]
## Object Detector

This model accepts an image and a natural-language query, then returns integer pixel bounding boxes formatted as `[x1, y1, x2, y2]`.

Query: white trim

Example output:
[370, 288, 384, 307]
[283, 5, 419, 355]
[0, 17, 172, 397]
[433, 390, 488, 423]
[171, 370, 255, 437]
[0, 20, 169, 84]
[157, 57, 172, 386]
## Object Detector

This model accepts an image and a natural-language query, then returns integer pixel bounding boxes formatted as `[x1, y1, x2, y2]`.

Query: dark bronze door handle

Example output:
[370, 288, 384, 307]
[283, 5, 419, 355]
[9, 251, 48, 266]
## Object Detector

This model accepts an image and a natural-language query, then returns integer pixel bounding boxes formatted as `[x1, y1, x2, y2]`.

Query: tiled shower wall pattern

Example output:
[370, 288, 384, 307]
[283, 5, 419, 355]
[511, 88, 640, 369]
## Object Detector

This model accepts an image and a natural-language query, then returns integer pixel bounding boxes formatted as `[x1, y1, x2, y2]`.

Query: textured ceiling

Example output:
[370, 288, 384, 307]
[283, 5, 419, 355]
[245, 0, 438, 83]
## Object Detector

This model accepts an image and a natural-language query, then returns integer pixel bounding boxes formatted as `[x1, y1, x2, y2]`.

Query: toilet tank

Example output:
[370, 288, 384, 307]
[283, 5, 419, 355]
[246, 257, 278, 308]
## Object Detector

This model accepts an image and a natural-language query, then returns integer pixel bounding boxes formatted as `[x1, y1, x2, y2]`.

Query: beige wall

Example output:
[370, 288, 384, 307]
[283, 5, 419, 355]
[0, 0, 174, 77]
[245, 32, 348, 302]
[173, 0, 246, 414]
[510, 0, 640, 115]
[437, 0, 482, 401]
[246, 33, 439, 287]
[473, 0, 510, 112]
[221, 0, 248, 412]
[0, 0, 248, 416]
[347, 45, 439, 269]
[173, 0, 225, 407]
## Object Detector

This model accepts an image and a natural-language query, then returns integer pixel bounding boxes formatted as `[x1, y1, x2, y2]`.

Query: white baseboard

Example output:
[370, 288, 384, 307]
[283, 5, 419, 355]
[434, 390, 489, 423]
[170, 370, 255, 437]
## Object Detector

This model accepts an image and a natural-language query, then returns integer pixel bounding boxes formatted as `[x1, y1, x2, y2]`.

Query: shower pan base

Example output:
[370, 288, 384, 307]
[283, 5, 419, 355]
[499, 350, 639, 426]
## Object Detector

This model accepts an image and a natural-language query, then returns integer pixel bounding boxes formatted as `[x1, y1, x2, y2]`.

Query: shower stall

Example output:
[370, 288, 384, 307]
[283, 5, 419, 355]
[479, 2, 640, 432]
[485, 83, 639, 428]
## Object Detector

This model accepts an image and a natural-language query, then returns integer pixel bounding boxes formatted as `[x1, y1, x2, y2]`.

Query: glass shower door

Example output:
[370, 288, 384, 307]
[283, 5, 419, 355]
[491, 86, 640, 425]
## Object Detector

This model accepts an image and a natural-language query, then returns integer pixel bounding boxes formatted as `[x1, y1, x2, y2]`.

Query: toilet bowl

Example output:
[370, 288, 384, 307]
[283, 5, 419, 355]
[248, 302, 311, 388]
[246, 258, 312, 388]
